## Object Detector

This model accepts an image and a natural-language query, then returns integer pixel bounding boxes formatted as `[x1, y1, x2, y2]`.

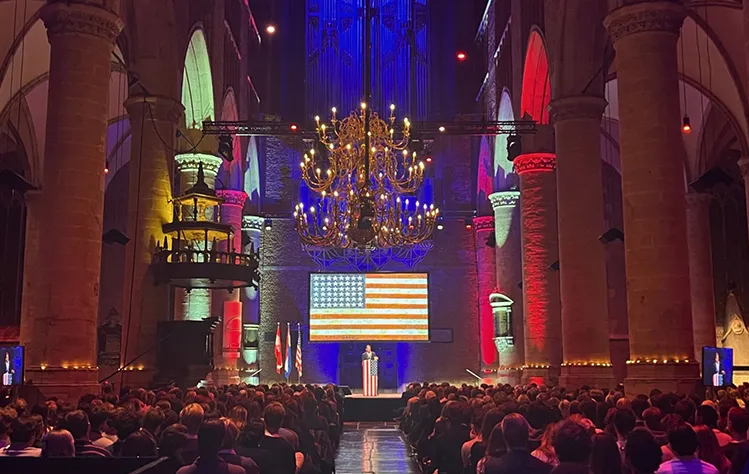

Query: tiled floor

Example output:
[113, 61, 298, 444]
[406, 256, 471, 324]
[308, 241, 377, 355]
[335, 422, 420, 474]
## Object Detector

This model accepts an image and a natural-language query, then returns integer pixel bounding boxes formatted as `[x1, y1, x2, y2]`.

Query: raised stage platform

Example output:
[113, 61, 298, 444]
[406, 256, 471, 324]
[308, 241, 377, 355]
[342, 393, 407, 422]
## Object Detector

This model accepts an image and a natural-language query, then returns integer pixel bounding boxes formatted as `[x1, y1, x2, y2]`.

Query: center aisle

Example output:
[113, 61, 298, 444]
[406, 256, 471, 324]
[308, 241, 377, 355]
[335, 422, 420, 474]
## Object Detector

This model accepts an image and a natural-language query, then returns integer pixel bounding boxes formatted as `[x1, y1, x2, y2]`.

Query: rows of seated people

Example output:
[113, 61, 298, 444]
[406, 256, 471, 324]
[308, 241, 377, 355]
[0, 382, 343, 474]
[397, 382, 749, 474]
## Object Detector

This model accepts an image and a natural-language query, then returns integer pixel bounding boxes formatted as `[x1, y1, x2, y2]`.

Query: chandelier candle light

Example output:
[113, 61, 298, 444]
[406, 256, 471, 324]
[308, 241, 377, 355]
[295, 103, 439, 249]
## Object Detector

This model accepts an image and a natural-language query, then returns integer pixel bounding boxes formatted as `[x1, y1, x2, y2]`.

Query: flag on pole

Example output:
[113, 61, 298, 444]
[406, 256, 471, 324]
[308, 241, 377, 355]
[295, 323, 303, 378]
[274, 322, 283, 374]
[284, 322, 292, 379]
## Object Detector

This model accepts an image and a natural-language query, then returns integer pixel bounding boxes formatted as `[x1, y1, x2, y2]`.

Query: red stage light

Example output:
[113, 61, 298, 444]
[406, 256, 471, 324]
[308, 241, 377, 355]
[682, 116, 691, 134]
[425, 156, 432, 163]
[104, 161, 109, 174]
[290, 124, 298, 131]
[465, 223, 472, 230]
[457, 52, 467, 61]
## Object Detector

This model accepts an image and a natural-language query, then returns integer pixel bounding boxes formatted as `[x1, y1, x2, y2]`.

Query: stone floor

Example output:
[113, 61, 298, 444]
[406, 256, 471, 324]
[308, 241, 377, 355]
[335, 422, 420, 474]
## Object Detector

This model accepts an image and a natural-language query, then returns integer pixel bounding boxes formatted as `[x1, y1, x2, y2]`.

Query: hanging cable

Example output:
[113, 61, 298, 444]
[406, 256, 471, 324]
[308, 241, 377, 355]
[120, 95, 148, 388]
[680, 22, 690, 134]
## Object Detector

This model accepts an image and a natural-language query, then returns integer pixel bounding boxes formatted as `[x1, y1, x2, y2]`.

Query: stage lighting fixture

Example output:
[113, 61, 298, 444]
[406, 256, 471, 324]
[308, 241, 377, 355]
[104, 160, 110, 174]
[548, 260, 560, 272]
[436, 215, 444, 230]
[263, 218, 272, 231]
[438, 126, 446, 132]
[464, 217, 473, 230]
[102, 228, 130, 245]
[218, 135, 234, 162]
[290, 124, 298, 131]
[457, 52, 467, 61]
[682, 116, 691, 134]
[486, 232, 496, 248]
[266, 25, 276, 34]
[507, 134, 522, 161]
[598, 228, 624, 244]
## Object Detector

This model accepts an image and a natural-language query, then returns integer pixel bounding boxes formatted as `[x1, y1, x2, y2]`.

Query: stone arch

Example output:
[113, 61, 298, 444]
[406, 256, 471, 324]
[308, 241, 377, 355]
[520, 29, 551, 125]
[181, 27, 215, 130]
[219, 88, 242, 190]
[495, 87, 516, 190]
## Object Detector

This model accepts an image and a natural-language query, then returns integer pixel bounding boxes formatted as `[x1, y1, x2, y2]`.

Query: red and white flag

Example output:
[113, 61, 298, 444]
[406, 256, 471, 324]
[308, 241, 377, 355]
[363, 359, 378, 397]
[274, 322, 283, 374]
[295, 323, 303, 378]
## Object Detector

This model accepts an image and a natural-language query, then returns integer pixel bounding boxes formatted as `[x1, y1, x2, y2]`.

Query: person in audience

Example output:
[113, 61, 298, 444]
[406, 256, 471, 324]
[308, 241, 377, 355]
[92, 407, 118, 448]
[427, 400, 472, 474]
[235, 419, 272, 473]
[724, 407, 749, 474]
[468, 407, 505, 473]
[477, 423, 507, 474]
[218, 418, 260, 474]
[625, 428, 663, 474]
[0, 407, 16, 448]
[177, 419, 245, 474]
[109, 406, 142, 456]
[614, 408, 637, 455]
[532, 423, 559, 467]
[60, 409, 112, 457]
[142, 406, 166, 441]
[159, 424, 190, 469]
[697, 404, 733, 448]
[591, 432, 623, 474]
[657, 424, 719, 474]
[0, 416, 41, 457]
[180, 403, 205, 464]
[694, 425, 731, 474]
[482, 413, 552, 474]
[121, 429, 158, 457]
[551, 419, 592, 474]
[42, 428, 75, 457]
[260, 402, 296, 474]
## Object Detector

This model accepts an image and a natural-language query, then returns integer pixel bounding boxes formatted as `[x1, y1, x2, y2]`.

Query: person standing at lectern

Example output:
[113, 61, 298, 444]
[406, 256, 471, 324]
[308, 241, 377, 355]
[361, 345, 379, 362]
[1, 351, 14, 386]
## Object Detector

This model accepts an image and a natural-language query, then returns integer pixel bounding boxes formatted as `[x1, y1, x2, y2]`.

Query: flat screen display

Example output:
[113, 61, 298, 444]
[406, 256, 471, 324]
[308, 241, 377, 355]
[0, 345, 24, 386]
[309, 273, 429, 342]
[702, 346, 733, 387]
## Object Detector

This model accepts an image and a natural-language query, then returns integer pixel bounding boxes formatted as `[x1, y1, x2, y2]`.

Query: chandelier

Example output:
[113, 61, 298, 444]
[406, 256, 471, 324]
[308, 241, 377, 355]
[294, 103, 439, 249]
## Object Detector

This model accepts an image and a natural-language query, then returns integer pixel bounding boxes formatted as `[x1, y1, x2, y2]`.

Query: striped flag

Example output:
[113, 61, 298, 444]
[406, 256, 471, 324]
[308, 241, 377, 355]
[363, 358, 378, 397]
[284, 322, 292, 379]
[274, 322, 282, 374]
[295, 323, 303, 378]
[309, 273, 429, 342]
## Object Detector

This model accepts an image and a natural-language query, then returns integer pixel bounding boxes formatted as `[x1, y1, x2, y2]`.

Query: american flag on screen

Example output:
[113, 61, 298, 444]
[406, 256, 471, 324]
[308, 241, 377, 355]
[309, 273, 429, 341]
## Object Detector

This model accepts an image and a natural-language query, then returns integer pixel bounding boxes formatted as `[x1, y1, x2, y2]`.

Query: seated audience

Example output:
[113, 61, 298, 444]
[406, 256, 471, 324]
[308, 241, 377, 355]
[177, 419, 244, 474]
[625, 427, 662, 474]
[61, 409, 112, 457]
[482, 413, 552, 474]
[42, 428, 75, 457]
[0, 416, 41, 457]
[657, 424, 719, 474]
[551, 419, 592, 474]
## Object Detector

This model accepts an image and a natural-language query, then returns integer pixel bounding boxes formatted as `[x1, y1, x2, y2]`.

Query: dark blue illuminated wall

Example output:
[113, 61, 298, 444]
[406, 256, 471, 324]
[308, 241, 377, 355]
[306, 0, 428, 120]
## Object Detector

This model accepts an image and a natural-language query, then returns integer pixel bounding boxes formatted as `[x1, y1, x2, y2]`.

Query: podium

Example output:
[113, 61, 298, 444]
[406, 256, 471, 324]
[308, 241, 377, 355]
[2, 373, 11, 385]
[362, 359, 378, 397]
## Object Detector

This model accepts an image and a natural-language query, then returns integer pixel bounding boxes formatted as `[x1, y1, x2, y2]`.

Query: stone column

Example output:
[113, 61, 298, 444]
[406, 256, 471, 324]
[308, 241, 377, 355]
[18, 2, 123, 400]
[473, 216, 497, 372]
[241, 216, 263, 384]
[739, 158, 749, 241]
[515, 153, 562, 385]
[213, 190, 248, 384]
[686, 192, 716, 364]
[489, 191, 524, 384]
[605, 2, 699, 394]
[549, 96, 614, 388]
[172, 153, 223, 322]
[120, 96, 183, 387]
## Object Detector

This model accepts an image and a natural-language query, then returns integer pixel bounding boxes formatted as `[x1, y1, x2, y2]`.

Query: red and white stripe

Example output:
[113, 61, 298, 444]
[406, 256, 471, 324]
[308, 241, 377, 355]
[310, 273, 429, 342]
[362, 359, 378, 397]
[295, 324, 303, 378]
